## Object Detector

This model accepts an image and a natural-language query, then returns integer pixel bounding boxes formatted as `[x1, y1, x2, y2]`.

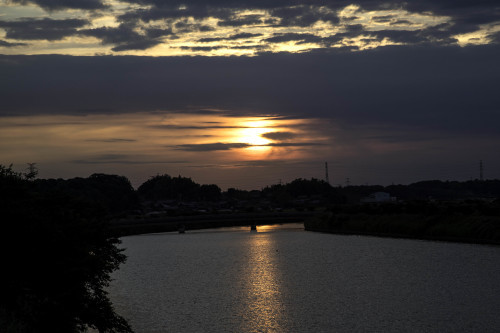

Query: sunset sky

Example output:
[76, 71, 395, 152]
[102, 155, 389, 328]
[1, 0, 499, 189]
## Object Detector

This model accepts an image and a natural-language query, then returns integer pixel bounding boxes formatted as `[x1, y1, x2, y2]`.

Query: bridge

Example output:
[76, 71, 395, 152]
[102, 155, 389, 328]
[110, 211, 315, 236]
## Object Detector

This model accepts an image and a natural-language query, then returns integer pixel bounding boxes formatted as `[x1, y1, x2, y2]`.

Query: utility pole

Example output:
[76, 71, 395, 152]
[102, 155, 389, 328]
[480, 160, 484, 181]
[325, 162, 330, 184]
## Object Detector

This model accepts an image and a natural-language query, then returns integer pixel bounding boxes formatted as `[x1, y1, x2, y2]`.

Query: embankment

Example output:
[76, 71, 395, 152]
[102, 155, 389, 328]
[304, 212, 500, 245]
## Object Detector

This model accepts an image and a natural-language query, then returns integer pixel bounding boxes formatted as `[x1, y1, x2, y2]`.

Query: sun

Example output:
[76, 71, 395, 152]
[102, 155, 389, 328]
[233, 118, 275, 152]
[239, 127, 270, 146]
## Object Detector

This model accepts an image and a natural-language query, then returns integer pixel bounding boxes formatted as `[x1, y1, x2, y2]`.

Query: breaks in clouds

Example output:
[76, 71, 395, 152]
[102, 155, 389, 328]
[1, 1, 500, 188]
[0, 0, 499, 55]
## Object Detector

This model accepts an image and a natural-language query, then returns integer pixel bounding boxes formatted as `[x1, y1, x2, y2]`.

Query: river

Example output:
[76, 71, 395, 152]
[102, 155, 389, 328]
[108, 224, 500, 332]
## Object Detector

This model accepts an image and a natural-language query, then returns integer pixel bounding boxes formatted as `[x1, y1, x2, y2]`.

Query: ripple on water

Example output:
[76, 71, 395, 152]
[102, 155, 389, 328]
[108, 224, 500, 332]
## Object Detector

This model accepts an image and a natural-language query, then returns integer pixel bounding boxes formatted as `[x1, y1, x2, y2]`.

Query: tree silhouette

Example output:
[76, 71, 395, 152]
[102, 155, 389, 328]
[0, 165, 132, 333]
[24, 163, 38, 180]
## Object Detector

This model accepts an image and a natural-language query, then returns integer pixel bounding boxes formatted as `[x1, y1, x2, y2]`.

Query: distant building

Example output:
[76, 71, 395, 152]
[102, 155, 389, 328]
[361, 192, 396, 203]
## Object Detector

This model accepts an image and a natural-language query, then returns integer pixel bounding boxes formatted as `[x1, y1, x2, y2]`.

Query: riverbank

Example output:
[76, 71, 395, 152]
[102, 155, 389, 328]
[304, 212, 500, 245]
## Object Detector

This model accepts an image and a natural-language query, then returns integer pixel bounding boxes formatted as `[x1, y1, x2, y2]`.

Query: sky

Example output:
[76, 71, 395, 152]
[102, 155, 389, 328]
[1, 0, 499, 189]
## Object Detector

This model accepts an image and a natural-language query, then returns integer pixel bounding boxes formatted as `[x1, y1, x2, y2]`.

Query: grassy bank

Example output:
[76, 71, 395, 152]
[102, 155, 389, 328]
[305, 209, 500, 245]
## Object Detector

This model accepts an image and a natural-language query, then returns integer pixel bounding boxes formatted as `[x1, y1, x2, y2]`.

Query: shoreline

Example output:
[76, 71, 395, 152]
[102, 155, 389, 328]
[304, 212, 500, 246]
[304, 226, 500, 246]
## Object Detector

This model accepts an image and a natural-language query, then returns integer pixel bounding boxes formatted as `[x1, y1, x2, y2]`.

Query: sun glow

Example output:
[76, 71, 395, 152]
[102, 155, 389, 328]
[240, 127, 271, 146]
[233, 118, 276, 152]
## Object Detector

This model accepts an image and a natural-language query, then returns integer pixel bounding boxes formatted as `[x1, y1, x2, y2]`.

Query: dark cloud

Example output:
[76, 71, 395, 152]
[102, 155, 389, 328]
[230, 44, 269, 50]
[112, 39, 162, 52]
[264, 33, 324, 44]
[84, 138, 137, 143]
[218, 14, 264, 27]
[172, 141, 324, 151]
[10, 0, 106, 11]
[0, 18, 89, 40]
[9, 0, 500, 29]
[0, 39, 28, 47]
[390, 19, 413, 26]
[270, 5, 339, 27]
[490, 31, 500, 43]
[365, 30, 439, 45]
[343, 16, 361, 22]
[79, 23, 163, 51]
[152, 124, 253, 130]
[229, 32, 264, 39]
[2, 44, 500, 139]
[198, 33, 263, 43]
[404, 1, 500, 34]
[321, 22, 460, 47]
[345, 24, 364, 33]
[180, 45, 224, 51]
[198, 37, 225, 43]
[4, 1, 497, 52]
[372, 15, 395, 23]
[261, 131, 297, 141]
[118, 5, 232, 24]
[174, 19, 215, 33]
[146, 28, 174, 39]
[265, 142, 326, 147]
[174, 142, 251, 151]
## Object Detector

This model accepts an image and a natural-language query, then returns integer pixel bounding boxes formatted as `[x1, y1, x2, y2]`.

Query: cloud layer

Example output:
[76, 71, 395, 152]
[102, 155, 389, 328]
[1, 1, 500, 188]
[1, 0, 499, 55]
[2, 44, 499, 139]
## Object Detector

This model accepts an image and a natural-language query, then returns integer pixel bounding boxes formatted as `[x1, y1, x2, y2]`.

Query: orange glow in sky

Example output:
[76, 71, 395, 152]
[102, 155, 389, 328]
[0, 112, 330, 188]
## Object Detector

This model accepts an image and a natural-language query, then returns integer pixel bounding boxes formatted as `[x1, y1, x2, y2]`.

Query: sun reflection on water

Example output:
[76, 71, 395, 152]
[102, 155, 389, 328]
[238, 233, 287, 331]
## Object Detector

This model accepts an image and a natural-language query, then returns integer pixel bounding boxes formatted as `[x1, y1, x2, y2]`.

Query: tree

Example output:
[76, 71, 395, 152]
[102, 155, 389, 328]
[24, 163, 38, 180]
[138, 174, 201, 201]
[0, 165, 132, 333]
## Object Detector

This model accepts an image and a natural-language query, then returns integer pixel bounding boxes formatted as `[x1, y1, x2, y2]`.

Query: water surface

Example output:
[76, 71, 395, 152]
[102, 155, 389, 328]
[110, 224, 500, 332]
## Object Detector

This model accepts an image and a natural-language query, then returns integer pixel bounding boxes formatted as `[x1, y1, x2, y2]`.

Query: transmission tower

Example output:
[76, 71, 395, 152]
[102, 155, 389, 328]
[480, 160, 484, 181]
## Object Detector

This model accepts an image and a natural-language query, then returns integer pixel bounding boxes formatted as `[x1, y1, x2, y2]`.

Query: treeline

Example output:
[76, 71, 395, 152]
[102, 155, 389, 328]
[7, 170, 500, 215]
[25, 173, 500, 213]
[138, 174, 221, 201]
[305, 199, 500, 244]
[147, 176, 500, 204]
[138, 176, 500, 204]
[33, 173, 139, 215]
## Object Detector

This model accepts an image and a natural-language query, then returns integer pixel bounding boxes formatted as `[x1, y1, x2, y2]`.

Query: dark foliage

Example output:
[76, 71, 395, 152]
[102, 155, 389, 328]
[138, 174, 221, 201]
[306, 199, 500, 243]
[33, 173, 139, 215]
[0, 165, 132, 333]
